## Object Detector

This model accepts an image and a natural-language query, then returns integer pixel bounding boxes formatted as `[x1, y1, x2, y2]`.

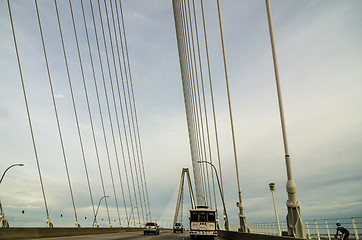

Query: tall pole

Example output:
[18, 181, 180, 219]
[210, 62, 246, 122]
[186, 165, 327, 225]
[269, 183, 281, 236]
[265, 0, 306, 238]
[198, 161, 229, 231]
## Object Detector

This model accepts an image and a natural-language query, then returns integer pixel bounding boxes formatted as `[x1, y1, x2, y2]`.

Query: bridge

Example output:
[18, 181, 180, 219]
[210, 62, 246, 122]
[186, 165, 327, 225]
[1, 0, 361, 239]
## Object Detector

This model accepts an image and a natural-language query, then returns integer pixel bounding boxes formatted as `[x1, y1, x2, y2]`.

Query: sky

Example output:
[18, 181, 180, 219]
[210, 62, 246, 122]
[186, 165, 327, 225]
[0, 0, 361, 230]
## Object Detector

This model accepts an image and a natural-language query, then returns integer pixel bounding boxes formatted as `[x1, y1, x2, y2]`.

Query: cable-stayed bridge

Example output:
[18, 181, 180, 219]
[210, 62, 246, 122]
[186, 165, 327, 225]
[1, 0, 361, 239]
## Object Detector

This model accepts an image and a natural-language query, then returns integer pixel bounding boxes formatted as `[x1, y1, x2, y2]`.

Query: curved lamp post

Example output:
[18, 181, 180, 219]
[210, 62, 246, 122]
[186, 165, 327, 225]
[0, 163, 24, 184]
[1, 163, 24, 228]
[197, 161, 229, 231]
[92, 196, 109, 228]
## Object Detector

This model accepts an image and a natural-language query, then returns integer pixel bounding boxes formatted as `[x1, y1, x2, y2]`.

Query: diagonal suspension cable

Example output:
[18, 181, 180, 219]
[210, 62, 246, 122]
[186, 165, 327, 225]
[89, 0, 119, 226]
[117, 0, 151, 220]
[38, 0, 79, 226]
[109, 0, 142, 225]
[191, 0, 217, 210]
[80, 0, 111, 227]
[93, 0, 125, 226]
[102, 0, 133, 226]
[200, 0, 224, 202]
[68, 0, 97, 223]
[181, 0, 207, 204]
[174, 0, 214, 207]
[7, 0, 52, 227]
[186, 0, 213, 207]
[183, 0, 207, 205]
[113, 0, 146, 224]
[183, 0, 209, 205]
[216, 0, 247, 231]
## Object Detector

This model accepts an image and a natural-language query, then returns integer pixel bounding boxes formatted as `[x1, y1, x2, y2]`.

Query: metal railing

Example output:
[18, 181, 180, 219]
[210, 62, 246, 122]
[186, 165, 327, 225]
[249, 217, 361, 239]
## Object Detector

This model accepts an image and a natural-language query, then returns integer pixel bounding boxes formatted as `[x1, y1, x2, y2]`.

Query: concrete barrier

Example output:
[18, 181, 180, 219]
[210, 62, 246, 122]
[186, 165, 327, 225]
[217, 230, 306, 240]
[0, 227, 142, 239]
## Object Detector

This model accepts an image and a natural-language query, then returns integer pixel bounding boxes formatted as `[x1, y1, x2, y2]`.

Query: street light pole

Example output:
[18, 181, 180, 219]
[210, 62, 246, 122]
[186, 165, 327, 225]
[0, 163, 24, 184]
[1, 163, 24, 228]
[269, 183, 281, 236]
[92, 196, 109, 228]
[197, 161, 229, 231]
[265, 0, 306, 238]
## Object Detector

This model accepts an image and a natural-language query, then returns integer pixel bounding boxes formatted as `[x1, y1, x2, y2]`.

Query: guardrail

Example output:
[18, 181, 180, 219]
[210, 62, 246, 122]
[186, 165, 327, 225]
[217, 230, 305, 240]
[249, 217, 361, 239]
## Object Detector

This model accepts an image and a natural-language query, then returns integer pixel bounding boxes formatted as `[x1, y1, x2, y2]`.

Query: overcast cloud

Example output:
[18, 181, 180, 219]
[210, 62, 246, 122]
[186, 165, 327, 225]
[0, 0, 361, 229]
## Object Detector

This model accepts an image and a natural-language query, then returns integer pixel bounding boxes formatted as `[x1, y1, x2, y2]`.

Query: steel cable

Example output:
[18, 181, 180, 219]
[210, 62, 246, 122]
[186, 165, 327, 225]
[94, 0, 126, 226]
[91, 0, 141, 224]
[37, 0, 79, 225]
[7, 0, 52, 227]
[109, 0, 138, 226]
[116, 0, 149, 222]
[183, 0, 207, 205]
[108, 1, 138, 224]
[110, 0, 148, 225]
[80, 0, 111, 227]
[67, 0, 97, 224]
[173, 0, 204, 206]
[117, 0, 151, 220]
[109, 1, 145, 224]
[187, 0, 213, 208]
[183, 0, 209, 205]
[191, 0, 216, 210]
[216, 0, 247, 230]
[200, 0, 224, 205]
[89, 0, 118, 226]
[102, 0, 133, 226]
[105, 0, 137, 226]
[108, 0, 141, 226]
[181, 0, 207, 205]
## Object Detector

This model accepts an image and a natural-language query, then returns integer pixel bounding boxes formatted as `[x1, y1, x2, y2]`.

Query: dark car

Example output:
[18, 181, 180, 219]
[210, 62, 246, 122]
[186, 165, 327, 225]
[144, 222, 160, 235]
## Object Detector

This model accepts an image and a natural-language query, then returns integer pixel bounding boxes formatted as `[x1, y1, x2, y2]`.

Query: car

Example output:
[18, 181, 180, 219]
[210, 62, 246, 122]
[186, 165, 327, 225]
[144, 222, 160, 235]
[173, 222, 183, 233]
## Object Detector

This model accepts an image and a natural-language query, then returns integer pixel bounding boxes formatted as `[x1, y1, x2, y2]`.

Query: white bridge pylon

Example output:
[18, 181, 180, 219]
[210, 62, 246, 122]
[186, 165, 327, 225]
[173, 168, 195, 227]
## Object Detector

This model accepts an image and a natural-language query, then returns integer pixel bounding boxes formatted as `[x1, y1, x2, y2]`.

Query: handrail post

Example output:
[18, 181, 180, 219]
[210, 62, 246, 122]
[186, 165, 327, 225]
[352, 218, 359, 240]
[272, 222, 275, 235]
[306, 220, 311, 239]
[325, 219, 331, 240]
[314, 220, 320, 240]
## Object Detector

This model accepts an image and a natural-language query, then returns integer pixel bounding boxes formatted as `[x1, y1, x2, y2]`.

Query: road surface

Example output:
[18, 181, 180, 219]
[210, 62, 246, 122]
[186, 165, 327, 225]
[34, 230, 220, 240]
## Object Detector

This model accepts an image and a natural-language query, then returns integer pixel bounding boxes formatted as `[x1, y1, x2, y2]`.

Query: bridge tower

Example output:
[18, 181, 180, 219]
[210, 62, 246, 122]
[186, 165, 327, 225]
[173, 168, 195, 227]
[172, 1, 207, 207]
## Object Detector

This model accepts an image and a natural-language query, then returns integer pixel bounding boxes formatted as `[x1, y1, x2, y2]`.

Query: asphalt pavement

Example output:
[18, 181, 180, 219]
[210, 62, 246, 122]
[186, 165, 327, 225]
[32, 229, 220, 240]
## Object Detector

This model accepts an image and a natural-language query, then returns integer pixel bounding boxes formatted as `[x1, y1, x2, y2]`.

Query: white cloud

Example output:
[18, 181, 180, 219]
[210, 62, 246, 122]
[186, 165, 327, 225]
[54, 94, 65, 99]
[0, 0, 361, 228]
